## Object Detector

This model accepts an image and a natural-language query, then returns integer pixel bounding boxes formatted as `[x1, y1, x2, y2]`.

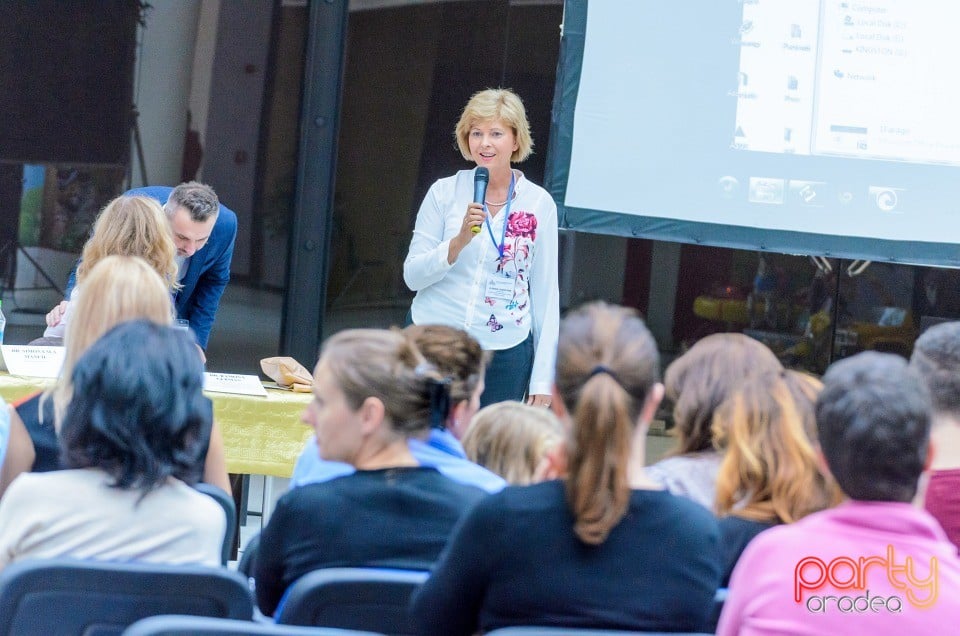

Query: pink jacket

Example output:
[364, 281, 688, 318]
[717, 500, 960, 635]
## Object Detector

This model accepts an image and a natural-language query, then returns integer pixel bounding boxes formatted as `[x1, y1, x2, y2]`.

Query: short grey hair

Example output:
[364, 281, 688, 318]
[165, 181, 219, 222]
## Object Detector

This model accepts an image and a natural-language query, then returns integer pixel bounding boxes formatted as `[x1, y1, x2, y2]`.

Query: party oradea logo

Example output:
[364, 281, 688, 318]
[794, 545, 938, 613]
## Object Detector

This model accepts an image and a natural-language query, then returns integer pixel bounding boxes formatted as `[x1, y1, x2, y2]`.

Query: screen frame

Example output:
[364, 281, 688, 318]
[544, 0, 960, 267]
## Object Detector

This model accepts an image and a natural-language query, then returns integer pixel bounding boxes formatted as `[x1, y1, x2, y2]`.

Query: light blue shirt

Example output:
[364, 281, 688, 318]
[290, 428, 506, 494]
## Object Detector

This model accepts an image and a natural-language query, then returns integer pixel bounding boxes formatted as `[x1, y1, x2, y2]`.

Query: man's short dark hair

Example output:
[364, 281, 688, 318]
[910, 321, 960, 417]
[60, 319, 211, 493]
[816, 351, 931, 503]
[165, 181, 219, 222]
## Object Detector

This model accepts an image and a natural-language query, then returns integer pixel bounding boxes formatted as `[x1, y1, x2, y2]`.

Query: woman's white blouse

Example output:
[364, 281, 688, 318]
[404, 168, 559, 396]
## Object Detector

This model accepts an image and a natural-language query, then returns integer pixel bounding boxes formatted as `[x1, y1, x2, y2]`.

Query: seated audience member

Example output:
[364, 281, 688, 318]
[717, 352, 960, 635]
[289, 324, 505, 493]
[713, 371, 840, 585]
[411, 302, 721, 635]
[253, 328, 488, 617]
[462, 401, 563, 485]
[646, 333, 783, 509]
[48, 181, 237, 350]
[910, 321, 960, 552]
[1, 257, 230, 496]
[0, 320, 225, 570]
[40, 194, 179, 342]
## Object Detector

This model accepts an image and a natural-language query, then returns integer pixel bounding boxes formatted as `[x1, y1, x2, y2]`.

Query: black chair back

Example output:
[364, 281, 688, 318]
[237, 531, 260, 578]
[275, 567, 428, 634]
[0, 558, 254, 636]
[124, 614, 383, 635]
[194, 482, 237, 566]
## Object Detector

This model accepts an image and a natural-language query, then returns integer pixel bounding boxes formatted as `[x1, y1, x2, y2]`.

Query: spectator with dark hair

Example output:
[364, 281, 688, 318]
[411, 302, 720, 635]
[718, 352, 960, 635]
[0, 320, 224, 570]
[911, 321, 960, 552]
[253, 328, 487, 617]
[647, 333, 783, 509]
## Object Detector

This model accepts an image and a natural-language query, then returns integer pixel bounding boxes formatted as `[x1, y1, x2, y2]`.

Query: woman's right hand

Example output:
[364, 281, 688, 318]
[45, 300, 69, 327]
[461, 202, 486, 239]
[448, 202, 486, 264]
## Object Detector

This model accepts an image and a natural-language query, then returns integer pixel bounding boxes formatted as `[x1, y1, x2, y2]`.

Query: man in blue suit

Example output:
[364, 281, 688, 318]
[48, 182, 236, 351]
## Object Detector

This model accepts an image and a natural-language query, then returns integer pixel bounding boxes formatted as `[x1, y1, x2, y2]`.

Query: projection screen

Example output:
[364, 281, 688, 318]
[545, 0, 960, 266]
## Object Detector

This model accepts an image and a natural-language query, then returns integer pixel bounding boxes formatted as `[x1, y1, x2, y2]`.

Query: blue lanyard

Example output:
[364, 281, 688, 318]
[484, 173, 516, 261]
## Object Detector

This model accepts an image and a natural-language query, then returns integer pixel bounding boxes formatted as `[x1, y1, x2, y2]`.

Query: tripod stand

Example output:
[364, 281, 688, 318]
[126, 105, 149, 189]
[0, 164, 64, 305]
[0, 239, 64, 301]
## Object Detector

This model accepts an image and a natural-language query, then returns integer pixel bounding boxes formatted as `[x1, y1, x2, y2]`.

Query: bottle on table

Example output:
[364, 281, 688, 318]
[0, 299, 5, 344]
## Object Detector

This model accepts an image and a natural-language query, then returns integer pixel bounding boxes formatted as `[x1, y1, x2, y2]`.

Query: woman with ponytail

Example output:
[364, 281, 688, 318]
[253, 328, 487, 617]
[411, 302, 721, 635]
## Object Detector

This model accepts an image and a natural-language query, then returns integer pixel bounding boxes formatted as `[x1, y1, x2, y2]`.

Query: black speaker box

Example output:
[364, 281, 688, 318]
[0, 0, 140, 165]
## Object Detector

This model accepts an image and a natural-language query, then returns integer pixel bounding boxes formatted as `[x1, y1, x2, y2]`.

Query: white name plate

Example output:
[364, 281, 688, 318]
[1, 345, 65, 378]
[203, 372, 269, 397]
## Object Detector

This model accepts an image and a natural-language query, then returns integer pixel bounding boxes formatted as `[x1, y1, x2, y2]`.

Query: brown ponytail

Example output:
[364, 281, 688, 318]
[555, 302, 659, 545]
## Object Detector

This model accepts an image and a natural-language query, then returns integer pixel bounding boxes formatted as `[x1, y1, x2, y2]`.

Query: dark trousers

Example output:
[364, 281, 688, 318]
[480, 332, 533, 407]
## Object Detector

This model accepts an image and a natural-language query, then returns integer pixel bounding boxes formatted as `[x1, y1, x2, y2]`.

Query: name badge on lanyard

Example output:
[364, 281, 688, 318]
[485, 275, 515, 302]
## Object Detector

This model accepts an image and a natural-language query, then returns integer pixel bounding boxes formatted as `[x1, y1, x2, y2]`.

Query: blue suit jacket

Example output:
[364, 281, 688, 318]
[67, 186, 237, 349]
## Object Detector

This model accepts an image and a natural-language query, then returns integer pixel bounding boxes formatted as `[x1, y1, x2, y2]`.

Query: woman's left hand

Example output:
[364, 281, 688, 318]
[527, 394, 552, 409]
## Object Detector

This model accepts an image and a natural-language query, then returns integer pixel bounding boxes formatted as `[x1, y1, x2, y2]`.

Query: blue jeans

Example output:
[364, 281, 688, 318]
[480, 332, 533, 407]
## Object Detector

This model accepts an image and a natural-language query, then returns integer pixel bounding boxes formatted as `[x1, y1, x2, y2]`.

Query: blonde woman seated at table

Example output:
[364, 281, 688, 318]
[461, 401, 563, 485]
[254, 328, 487, 617]
[411, 302, 721, 635]
[40, 194, 180, 343]
[646, 332, 783, 509]
[1, 256, 230, 496]
[0, 320, 224, 569]
[712, 370, 841, 585]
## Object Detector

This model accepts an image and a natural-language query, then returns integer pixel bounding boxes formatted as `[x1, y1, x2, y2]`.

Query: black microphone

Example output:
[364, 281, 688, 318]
[472, 167, 489, 234]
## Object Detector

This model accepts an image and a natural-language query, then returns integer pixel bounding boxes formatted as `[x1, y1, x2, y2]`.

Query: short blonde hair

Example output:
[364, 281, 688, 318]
[455, 88, 533, 163]
[462, 402, 563, 485]
[76, 195, 179, 292]
[52, 255, 175, 426]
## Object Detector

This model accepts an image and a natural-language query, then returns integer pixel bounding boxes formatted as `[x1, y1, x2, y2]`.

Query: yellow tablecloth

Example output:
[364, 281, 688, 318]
[212, 387, 313, 478]
[0, 374, 50, 404]
[0, 374, 313, 479]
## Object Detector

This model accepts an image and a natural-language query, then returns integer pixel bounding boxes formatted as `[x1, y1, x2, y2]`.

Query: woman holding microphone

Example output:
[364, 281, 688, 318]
[404, 88, 559, 407]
